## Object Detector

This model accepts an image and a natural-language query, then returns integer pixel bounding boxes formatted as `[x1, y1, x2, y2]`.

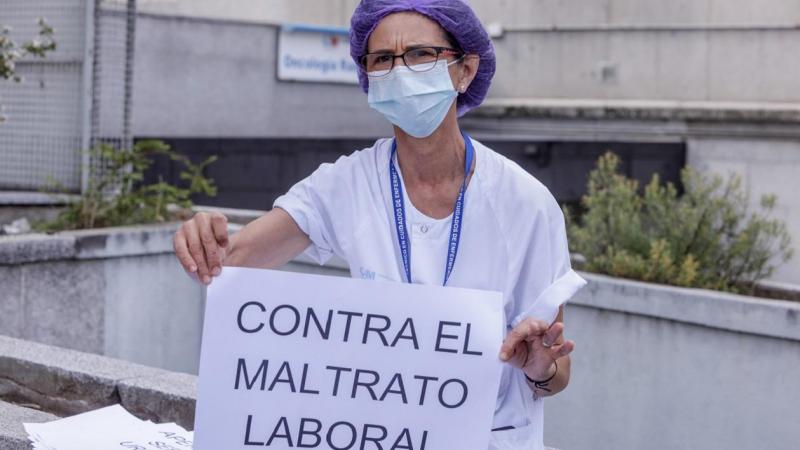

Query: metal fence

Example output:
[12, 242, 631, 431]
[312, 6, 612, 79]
[0, 0, 136, 194]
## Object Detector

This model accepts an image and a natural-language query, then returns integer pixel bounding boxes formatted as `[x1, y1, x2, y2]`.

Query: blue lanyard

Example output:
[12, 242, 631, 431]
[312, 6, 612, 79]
[389, 132, 475, 286]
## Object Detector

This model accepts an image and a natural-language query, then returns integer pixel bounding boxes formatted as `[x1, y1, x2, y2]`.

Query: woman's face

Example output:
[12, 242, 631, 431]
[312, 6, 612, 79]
[366, 12, 479, 95]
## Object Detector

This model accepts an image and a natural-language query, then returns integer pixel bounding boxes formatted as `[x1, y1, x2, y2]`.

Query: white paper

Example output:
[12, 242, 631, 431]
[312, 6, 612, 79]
[24, 404, 193, 450]
[194, 267, 504, 450]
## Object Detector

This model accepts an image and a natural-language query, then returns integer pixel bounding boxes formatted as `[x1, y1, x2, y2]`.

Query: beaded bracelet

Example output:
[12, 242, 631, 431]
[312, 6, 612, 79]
[524, 360, 558, 392]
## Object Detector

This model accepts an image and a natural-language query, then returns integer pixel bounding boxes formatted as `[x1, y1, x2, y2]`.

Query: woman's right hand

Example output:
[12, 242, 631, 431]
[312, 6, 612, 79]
[173, 211, 229, 285]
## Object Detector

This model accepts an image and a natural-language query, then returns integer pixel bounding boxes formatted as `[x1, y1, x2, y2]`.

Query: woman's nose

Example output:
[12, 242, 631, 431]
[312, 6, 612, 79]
[392, 54, 407, 67]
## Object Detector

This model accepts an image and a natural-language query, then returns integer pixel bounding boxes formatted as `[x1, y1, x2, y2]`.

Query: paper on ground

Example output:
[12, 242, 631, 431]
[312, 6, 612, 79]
[23, 404, 193, 450]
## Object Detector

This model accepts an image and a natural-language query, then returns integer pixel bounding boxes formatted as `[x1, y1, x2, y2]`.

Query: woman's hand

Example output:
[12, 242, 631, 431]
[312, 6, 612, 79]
[172, 208, 312, 285]
[498, 316, 574, 381]
[173, 211, 229, 285]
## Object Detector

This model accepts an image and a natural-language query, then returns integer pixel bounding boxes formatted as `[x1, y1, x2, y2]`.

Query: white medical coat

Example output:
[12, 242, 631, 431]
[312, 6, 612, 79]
[274, 136, 587, 450]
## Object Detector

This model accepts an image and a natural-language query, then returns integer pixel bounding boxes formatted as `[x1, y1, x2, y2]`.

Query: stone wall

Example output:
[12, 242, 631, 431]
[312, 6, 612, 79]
[0, 224, 204, 374]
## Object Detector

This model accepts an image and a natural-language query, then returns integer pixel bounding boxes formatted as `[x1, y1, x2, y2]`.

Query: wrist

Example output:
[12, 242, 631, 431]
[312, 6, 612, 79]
[524, 360, 557, 395]
[524, 360, 557, 383]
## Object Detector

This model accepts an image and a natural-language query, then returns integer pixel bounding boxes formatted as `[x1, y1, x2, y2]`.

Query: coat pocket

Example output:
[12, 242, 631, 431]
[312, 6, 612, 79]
[488, 422, 543, 450]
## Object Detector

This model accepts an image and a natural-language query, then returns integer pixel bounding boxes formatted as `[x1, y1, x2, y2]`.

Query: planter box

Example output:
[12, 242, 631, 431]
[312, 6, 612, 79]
[0, 221, 348, 375]
[545, 272, 800, 450]
[2, 219, 798, 450]
[0, 224, 204, 374]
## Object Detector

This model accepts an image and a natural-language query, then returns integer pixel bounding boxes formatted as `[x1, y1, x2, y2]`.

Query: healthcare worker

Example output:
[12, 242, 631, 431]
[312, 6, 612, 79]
[173, 1, 587, 448]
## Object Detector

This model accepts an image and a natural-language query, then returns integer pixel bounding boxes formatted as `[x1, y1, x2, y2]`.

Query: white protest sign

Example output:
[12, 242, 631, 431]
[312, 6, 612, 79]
[194, 267, 504, 450]
[277, 25, 359, 84]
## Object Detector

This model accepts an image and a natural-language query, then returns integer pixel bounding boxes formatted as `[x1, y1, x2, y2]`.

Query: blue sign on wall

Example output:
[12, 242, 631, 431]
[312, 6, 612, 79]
[277, 25, 359, 85]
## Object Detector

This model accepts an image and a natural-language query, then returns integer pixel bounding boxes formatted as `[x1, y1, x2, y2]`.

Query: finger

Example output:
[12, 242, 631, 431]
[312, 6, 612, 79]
[541, 322, 565, 348]
[550, 340, 575, 359]
[499, 318, 549, 361]
[184, 220, 211, 284]
[210, 213, 229, 248]
[173, 229, 197, 273]
[196, 213, 222, 276]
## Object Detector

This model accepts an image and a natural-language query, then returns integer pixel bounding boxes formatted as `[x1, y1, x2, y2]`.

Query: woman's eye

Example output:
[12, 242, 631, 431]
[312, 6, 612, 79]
[409, 49, 435, 59]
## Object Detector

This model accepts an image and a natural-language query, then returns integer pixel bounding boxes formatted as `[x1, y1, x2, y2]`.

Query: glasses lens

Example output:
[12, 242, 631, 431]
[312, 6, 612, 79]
[364, 53, 394, 73]
[405, 48, 440, 72]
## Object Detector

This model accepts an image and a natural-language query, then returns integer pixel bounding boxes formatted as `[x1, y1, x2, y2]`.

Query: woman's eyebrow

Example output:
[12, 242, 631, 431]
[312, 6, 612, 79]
[368, 42, 445, 53]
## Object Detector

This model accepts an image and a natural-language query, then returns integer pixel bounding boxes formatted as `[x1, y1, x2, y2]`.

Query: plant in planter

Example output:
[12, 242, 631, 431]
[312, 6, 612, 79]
[36, 140, 217, 231]
[565, 151, 793, 296]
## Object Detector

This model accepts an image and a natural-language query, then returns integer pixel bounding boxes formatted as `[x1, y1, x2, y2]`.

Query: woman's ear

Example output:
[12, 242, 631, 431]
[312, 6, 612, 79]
[458, 54, 481, 94]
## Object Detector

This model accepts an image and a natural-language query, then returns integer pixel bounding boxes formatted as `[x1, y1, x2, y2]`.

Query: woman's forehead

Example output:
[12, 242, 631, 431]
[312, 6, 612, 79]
[367, 12, 449, 52]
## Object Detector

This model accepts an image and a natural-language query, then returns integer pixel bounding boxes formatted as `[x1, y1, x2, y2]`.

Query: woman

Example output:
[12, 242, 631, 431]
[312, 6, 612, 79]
[173, 1, 587, 448]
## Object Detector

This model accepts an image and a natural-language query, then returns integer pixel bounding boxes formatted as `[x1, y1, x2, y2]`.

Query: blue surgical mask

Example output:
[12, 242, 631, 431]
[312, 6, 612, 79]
[367, 60, 459, 138]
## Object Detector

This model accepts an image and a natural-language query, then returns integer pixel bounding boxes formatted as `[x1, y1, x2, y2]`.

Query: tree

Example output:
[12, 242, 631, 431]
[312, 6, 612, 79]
[0, 18, 56, 122]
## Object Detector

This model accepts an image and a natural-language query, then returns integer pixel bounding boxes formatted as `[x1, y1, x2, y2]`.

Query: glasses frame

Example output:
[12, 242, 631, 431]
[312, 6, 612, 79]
[359, 46, 464, 77]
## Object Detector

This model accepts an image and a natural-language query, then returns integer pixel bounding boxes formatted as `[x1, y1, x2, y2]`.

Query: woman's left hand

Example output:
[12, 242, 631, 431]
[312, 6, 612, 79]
[498, 317, 574, 380]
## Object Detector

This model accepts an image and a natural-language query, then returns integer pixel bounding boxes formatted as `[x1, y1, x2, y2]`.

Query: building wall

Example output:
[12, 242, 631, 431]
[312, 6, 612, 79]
[136, 0, 359, 27]
[469, 0, 800, 27]
[491, 28, 800, 103]
[132, 14, 391, 139]
[132, 5, 800, 109]
[134, 0, 800, 104]
[136, 0, 800, 28]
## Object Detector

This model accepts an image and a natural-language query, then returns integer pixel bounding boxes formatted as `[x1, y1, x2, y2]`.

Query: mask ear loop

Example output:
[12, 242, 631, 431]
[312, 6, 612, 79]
[447, 53, 466, 67]
[446, 53, 469, 94]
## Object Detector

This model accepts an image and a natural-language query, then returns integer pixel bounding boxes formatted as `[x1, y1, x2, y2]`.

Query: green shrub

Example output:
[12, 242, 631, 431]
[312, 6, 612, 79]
[566, 151, 793, 295]
[37, 140, 217, 231]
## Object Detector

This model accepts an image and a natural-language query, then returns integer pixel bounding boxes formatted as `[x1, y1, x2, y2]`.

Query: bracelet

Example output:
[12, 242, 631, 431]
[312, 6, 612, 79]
[524, 360, 557, 392]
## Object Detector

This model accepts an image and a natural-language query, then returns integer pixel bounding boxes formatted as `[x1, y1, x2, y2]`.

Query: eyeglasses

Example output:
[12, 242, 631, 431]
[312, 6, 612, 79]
[360, 46, 464, 77]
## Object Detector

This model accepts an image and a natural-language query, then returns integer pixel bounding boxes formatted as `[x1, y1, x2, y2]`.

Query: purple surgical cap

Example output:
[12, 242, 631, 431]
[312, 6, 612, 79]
[349, 0, 496, 117]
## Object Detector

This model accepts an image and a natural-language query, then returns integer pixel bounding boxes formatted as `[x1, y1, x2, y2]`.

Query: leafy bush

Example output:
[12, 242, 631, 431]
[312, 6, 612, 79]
[37, 140, 217, 231]
[566, 152, 793, 295]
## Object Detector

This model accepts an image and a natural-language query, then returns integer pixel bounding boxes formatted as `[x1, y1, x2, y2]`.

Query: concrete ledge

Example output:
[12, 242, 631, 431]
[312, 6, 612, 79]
[0, 234, 75, 265]
[473, 98, 800, 124]
[71, 223, 179, 259]
[279, 254, 797, 340]
[571, 272, 800, 341]
[0, 336, 561, 449]
[284, 263, 800, 342]
[0, 336, 196, 427]
[0, 400, 57, 449]
[192, 205, 264, 224]
[118, 372, 197, 430]
[0, 223, 180, 265]
[0, 191, 78, 206]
